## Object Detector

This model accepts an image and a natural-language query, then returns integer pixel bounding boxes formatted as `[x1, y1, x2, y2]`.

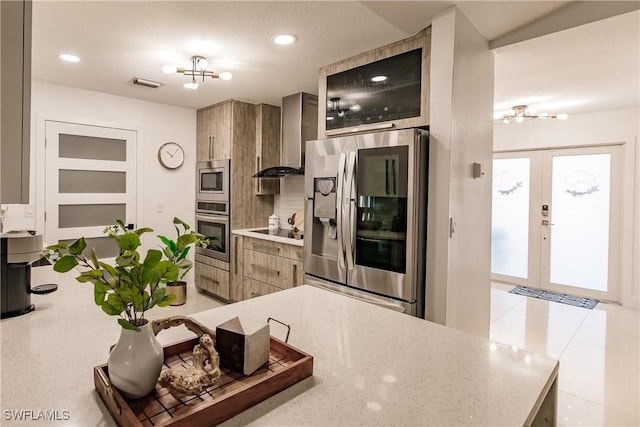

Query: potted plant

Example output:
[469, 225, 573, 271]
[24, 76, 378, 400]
[42, 219, 202, 399]
[157, 217, 208, 305]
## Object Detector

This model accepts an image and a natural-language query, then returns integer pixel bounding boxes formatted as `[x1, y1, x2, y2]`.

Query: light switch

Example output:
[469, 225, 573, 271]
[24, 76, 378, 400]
[156, 203, 164, 213]
[25, 205, 35, 217]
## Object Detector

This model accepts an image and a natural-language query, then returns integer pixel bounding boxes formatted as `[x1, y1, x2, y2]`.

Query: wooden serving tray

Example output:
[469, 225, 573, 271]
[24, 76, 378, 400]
[94, 337, 313, 427]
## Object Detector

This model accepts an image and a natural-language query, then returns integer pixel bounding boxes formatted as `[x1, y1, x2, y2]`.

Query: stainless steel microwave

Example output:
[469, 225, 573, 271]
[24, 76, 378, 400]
[196, 159, 230, 202]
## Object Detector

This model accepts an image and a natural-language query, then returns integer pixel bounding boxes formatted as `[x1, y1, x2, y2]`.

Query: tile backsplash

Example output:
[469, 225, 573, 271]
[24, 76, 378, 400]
[273, 175, 304, 226]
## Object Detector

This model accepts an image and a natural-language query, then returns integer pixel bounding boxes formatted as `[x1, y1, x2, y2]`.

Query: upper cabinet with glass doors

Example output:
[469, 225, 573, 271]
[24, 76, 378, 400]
[318, 28, 431, 138]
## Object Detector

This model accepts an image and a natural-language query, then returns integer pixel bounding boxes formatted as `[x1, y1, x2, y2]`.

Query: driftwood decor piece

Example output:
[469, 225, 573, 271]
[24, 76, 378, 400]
[151, 316, 221, 398]
[151, 315, 217, 338]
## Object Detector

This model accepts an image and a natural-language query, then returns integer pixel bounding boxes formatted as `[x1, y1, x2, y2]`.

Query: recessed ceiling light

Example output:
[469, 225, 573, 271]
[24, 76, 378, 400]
[60, 54, 80, 63]
[371, 75, 387, 82]
[272, 34, 297, 45]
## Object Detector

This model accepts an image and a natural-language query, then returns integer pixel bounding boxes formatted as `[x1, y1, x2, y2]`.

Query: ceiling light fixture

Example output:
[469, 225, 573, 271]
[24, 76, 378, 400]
[327, 97, 361, 119]
[495, 105, 568, 124]
[174, 55, 231, 89]
[272, 34, 297, 45]
[59, 53, 80, 63]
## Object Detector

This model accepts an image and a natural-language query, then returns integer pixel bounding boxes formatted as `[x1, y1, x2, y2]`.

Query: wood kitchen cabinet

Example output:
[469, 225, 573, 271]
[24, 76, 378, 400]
[317, 27, 430, 138]
[195, 100, 277, 300]
[254, 103, 280, 195]
[196, 100, 232, 161]
[195, 254, 230, 300]
[195, 99, 274, 229]
[241, 236, 303, 300]
[1, 0, 32, 203]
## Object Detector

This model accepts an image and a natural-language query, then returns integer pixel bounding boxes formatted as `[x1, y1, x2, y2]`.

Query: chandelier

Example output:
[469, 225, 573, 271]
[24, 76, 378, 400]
[167, 55, 232, 90]
[495, 105, 568, 124]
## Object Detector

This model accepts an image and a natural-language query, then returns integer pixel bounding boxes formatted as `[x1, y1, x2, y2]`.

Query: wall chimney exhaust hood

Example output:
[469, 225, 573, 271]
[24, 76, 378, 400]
[254, 165, 303, 178]
[253, 92, 318, 179]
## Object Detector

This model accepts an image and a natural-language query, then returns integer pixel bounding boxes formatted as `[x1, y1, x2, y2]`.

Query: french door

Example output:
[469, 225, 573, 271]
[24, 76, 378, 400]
[491, 145, 622, 302]
[45, 121, 137, 258]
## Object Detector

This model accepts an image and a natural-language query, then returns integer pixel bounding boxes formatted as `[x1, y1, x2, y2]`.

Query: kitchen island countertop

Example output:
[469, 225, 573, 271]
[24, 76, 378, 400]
[0, 267, 557, 426]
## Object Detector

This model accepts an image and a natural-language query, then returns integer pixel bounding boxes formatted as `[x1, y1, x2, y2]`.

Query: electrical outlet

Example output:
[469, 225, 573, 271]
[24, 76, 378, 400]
[156, 203, 164, 213]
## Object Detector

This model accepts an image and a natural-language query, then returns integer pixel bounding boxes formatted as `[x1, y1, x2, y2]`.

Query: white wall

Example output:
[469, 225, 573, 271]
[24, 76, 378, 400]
[494, 107, 639, 309]
[6, 81, 198, 281]
[428, 7, 494, 336]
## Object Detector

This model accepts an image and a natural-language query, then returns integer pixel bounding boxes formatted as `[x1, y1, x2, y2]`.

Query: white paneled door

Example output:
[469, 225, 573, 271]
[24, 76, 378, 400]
[45, 121, 137, 258]
[491, 145, 622, 302]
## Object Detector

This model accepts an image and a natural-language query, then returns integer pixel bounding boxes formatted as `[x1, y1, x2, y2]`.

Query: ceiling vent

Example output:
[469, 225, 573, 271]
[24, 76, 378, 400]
[130, 77, 164, 89]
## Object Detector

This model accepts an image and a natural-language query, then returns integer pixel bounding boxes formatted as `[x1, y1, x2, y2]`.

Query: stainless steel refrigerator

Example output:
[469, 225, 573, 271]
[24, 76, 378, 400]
[303, 128, 428, 316]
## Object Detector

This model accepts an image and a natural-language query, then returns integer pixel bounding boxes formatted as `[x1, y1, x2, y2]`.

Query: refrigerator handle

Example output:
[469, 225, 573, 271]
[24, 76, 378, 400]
[336, 153, 347, 270]
[345, 152, 357, 270]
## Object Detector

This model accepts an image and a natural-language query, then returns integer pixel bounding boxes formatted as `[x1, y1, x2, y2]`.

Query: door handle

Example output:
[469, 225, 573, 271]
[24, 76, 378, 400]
[345, 152, 356, 270]
[542, 220, 555, 226]
[293, 263, 297, 286]
[336, 153, 347, 270]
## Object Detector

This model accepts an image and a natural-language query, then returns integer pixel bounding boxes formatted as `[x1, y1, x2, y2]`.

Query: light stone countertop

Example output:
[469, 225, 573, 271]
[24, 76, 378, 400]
[0, 266, 558, 426]
[232, 227, 304, 247]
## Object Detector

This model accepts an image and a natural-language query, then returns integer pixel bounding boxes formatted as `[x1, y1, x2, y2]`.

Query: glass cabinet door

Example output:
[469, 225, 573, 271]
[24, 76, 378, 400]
[355, 146, 408, 273]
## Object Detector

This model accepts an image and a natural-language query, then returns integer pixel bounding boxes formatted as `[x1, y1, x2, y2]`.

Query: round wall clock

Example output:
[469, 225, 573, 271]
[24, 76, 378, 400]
[158, 142, 185, 170]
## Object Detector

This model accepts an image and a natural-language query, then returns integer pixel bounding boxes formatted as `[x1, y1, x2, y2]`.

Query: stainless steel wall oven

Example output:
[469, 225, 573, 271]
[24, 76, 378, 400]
[195, 212, 230, 263]
[196, 159, 231, 263]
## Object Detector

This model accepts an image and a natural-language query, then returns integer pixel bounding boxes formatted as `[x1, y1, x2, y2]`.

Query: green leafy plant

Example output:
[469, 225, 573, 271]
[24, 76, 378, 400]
[157, 217, 208, 282]
[41, 219, 200, 331]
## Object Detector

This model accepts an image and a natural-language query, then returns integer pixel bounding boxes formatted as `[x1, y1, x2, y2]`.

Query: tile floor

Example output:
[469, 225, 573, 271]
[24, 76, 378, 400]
[490, 282, 640, 427]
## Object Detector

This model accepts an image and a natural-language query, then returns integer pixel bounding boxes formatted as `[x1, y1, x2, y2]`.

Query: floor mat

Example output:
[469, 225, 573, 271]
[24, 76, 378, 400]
[509, 285, 599, 309]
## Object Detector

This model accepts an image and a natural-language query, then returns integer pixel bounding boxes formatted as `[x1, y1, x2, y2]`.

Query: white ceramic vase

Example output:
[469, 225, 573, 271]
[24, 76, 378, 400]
[107, 319, 164, 399]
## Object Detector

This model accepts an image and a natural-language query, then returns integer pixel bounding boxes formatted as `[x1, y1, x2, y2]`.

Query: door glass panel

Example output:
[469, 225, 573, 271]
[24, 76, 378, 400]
[60, 237, 118, 259]
[58, 204, 126, 228]
[59, 134, 126, 161]
[549, 154, 610, 291]
[59, 170, 126, 193]
[355, 146, 408, 273]
[491, 158, 530, 278]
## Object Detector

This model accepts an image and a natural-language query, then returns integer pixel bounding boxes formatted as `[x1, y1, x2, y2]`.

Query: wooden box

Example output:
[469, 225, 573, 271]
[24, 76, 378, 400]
[94, 337, 313, 427]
